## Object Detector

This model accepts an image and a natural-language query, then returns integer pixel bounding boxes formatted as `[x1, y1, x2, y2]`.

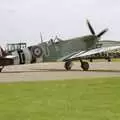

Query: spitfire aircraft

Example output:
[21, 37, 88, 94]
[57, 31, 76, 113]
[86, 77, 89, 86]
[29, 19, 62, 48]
[0, 20, 120, 72]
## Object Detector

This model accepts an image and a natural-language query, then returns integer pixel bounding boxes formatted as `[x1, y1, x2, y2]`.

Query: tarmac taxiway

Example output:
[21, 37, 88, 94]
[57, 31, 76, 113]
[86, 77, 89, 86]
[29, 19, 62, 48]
[0, 62, 120, 83]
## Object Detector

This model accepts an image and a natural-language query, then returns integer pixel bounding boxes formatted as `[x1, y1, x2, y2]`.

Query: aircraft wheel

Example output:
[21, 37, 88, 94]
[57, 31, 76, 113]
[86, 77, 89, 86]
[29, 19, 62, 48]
[0, 66, 4, 72]
[107, 58, 111, 62]
[81, 61, 89, 71]
[64, 61, 72, 70]
[90, 58, 93, 62]
[0, 68, 2, 72]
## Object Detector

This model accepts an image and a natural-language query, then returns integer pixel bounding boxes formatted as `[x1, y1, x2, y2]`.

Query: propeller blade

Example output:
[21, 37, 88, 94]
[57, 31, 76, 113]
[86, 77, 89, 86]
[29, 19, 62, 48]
[40, 32, 43, 43]
[97, 28, 108, 38]
[86, 19, 95, 35]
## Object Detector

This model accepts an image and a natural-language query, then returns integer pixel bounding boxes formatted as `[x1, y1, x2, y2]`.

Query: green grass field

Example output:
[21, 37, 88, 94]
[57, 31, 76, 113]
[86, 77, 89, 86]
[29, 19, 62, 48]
[0, 77, 120, 120]
[112, 58, 120, 62]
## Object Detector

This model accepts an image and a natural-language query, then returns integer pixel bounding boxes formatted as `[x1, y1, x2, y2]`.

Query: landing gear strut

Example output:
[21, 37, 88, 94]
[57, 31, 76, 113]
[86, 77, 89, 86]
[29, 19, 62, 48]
[80, 60, 89, 71]
[64, 61, 72, 70]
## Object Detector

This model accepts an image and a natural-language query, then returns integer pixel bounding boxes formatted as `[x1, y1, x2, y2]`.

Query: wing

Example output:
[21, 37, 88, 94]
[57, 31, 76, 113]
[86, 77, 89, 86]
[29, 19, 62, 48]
[57, 50, 85, 61]
[64, 46, 120, 61]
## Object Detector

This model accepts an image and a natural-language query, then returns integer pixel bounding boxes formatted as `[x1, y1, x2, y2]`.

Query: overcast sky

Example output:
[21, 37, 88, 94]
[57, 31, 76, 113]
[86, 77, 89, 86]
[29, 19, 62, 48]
[0, 0, 120, 47]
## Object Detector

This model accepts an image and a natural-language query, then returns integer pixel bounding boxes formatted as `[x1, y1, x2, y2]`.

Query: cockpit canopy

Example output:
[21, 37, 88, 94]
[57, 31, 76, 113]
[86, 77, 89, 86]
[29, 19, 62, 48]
[47, 37, 63, 45]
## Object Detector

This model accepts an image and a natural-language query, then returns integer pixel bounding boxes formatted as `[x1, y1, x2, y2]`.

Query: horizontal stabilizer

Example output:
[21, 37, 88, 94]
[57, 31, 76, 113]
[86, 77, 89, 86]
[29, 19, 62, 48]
[5, 55, 17, 58]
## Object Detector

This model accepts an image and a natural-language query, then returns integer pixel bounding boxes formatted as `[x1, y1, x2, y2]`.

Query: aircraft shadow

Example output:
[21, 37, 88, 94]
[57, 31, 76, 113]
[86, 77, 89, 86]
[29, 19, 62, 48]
[1, 68, 120, 73]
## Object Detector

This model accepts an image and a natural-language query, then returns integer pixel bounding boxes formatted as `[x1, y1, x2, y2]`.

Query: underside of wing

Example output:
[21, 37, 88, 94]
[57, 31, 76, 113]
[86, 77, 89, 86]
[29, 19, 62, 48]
[57, 50, 85, 61]
[65, 46, 120, 61]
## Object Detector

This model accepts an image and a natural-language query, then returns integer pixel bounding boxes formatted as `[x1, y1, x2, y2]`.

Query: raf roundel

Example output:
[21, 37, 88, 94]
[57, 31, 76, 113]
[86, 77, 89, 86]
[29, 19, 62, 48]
[31, 46, 43, 58]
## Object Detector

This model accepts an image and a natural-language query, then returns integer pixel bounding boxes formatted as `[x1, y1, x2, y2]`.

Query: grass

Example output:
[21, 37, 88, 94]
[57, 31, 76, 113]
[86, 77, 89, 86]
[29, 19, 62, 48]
[0, 77, 120, 120]
[112, 58, 120, 62]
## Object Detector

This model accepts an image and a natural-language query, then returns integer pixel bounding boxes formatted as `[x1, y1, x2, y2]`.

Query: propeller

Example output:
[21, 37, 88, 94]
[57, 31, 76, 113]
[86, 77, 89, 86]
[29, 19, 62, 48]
[86, 19, 108, 39]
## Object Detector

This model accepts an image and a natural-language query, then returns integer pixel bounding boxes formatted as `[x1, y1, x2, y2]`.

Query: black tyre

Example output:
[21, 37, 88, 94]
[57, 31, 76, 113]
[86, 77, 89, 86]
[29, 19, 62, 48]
[64, 61, 72, 71]
[0, 66, 4, 72]
[107, 58, 111, 62]
[90, 58, 93, 62]
[81, 61, 89, 71]
[0, 68, 2, 72]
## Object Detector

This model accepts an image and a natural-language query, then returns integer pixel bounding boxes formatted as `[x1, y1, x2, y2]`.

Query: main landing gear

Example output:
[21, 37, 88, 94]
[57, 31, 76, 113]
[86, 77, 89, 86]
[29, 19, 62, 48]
[64, 60, 89, 71]
[81, 61, 89, 71]
[64, 61, 72, 70]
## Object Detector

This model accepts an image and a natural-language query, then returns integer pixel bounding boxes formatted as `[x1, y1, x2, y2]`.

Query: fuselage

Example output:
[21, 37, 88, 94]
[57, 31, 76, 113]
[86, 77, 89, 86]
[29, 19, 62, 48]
[8, 35, 97, 65]
[43, 35, 97, 61]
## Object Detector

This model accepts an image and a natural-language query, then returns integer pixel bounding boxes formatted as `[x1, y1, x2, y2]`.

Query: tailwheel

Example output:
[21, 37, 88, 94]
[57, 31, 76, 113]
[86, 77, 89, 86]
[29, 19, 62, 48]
[90, 58, 93, 62]
[81, 61, 89, 71]
[0, 66, 4, 72]
[64, 61, 72, 71]
[107, 57, 111, 62]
